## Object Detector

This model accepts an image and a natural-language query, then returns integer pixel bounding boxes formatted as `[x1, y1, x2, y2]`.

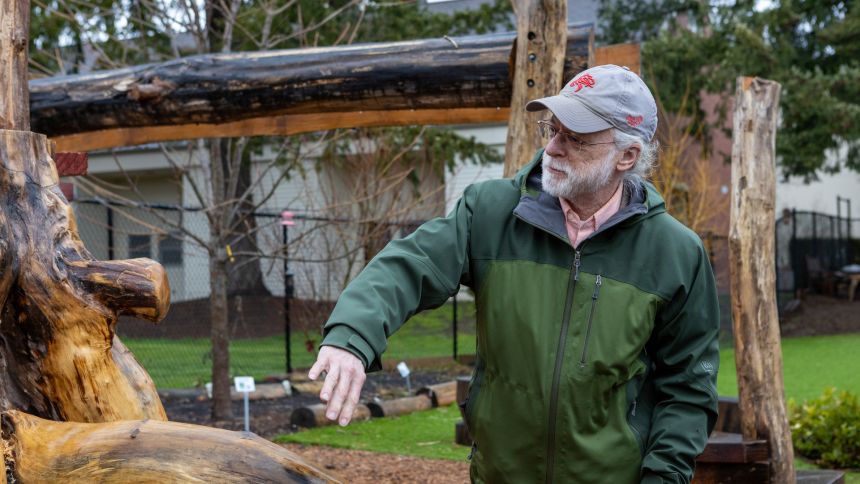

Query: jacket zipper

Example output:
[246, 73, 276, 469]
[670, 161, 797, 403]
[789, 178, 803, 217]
[545, 250, 580, 484]
[578, 274, 602, 368]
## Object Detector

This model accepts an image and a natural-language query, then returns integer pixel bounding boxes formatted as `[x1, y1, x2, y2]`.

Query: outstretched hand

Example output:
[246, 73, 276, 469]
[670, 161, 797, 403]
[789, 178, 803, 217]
[308, 346, 367, 426]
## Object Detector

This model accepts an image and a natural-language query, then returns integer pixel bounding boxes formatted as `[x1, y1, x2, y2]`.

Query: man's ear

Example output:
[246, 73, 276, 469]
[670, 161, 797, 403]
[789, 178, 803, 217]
[616, 144, 641, 172]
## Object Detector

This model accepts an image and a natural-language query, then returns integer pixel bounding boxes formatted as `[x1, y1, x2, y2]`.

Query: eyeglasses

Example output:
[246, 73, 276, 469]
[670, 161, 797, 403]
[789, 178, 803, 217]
[537, 120, 616, 152]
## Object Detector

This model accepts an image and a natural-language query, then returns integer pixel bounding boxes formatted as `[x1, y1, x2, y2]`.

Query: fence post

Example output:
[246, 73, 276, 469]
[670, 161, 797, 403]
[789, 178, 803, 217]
[107, 205, 115, 260]
[283, 224, 292, 374]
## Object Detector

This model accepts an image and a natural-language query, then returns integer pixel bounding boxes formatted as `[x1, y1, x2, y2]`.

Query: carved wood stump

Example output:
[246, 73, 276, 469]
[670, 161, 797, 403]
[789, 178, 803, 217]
[0, 129, 167, 423]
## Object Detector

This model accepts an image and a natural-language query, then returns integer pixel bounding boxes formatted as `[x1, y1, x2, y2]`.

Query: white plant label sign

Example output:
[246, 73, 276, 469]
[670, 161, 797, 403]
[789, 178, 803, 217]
[234, 376, 256, 393]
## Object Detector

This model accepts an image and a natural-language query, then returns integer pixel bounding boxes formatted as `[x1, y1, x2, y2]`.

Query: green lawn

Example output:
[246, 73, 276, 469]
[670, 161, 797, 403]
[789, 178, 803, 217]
[717, 333, 860, 402]
[276, 403, 469, 461]
[124, 301, 475, 388]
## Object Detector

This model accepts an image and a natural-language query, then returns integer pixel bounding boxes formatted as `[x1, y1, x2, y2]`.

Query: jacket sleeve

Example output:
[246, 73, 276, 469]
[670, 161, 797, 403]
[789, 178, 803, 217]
[319, 184, 476, 372]
[641, 243, 720, 484]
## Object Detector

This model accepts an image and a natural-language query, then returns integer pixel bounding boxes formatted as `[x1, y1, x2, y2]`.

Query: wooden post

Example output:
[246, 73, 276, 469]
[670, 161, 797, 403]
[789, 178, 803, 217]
[728, 76, 795, 484]
[503, 0, 568, 177]
[0, 0, 30, 130]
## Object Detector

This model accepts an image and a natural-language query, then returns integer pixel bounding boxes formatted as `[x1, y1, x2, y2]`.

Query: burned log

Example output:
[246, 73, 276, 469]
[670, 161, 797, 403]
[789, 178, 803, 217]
[3, 410, 339, 483]
[290, 403, 372, 428]
[29, 27, 592, 138]
[415, 381, 457, 407]
[366, 395, 433, 418]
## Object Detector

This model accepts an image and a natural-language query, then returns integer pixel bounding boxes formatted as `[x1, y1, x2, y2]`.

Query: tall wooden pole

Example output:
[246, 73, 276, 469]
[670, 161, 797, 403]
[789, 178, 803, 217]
[0, 0, 29, 130]
[1, 4, 28, 481]
[503, 0, 568, 177]
[728, 76, 795, 484]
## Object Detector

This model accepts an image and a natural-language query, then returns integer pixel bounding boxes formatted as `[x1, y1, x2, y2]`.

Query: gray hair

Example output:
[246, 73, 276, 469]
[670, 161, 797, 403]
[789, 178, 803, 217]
[613, 129, 659, 182]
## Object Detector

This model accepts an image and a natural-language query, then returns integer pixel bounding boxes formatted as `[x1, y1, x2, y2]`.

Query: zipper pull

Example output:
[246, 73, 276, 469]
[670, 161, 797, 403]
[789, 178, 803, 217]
[631, 399, 637, 416]
[593, 275, 602, 299]
[573, 251, 581, 281]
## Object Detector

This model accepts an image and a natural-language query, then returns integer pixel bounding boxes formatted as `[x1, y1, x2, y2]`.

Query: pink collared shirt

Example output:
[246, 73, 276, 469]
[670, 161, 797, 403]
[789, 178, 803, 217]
[559, 182, 623, 248]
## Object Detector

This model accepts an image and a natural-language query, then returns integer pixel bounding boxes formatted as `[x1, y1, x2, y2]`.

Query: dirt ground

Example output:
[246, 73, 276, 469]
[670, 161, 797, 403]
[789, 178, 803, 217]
[283, 444, 470, 483]
[779, 294, 860, 337]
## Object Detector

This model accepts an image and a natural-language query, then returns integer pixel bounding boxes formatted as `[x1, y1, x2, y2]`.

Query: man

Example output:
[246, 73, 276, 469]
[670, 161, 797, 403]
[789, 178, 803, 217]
[309, 64, 720, 483]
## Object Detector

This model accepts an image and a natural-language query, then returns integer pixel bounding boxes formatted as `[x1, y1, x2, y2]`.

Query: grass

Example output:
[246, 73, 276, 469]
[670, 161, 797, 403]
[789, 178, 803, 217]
[717, 333, 860, 402]
[276, 403, 470, 461]
[123, 301, 475, 388]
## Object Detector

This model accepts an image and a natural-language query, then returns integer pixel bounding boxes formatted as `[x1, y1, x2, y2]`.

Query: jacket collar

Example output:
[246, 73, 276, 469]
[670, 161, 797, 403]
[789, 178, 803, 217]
[512, 149, 665, 247]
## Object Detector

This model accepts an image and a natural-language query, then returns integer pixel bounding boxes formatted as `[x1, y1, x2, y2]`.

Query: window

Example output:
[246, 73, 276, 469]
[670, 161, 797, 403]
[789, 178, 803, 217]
[158, 233, 183, 265]
[128, 235, 151, 259]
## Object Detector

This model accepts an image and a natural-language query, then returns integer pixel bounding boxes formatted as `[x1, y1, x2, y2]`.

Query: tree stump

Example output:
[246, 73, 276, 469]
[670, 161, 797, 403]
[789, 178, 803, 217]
[0, 129, 168, 423]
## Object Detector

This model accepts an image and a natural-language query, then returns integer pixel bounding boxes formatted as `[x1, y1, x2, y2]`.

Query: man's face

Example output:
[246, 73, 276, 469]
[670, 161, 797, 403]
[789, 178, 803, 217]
[540, 117, 620, 201]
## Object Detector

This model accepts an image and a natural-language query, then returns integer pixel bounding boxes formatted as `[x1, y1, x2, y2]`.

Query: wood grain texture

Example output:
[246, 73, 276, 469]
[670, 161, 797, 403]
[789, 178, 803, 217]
[31, 29, 590, 139]
[0, 129, 167, 423]
[3, 410, 339, 483]
[728, 76, 795, 484]
[0, 0, 29, 130]
[503, 0, 569, 177]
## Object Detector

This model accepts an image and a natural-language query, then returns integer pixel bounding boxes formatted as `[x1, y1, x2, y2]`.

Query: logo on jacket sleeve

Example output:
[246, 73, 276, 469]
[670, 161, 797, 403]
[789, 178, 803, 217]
[700, 361, 716, 375]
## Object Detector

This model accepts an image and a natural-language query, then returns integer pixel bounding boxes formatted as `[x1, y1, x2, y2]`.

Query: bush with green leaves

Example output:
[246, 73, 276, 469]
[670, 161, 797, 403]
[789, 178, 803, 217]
[789, 387, 860, 469]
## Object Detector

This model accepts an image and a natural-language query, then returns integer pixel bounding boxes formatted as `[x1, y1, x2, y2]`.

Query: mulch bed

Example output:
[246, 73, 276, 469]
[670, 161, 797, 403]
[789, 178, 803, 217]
[780, 294, 860, 337]
[162, 366, 469, 438]
[282, 443, 469, 484]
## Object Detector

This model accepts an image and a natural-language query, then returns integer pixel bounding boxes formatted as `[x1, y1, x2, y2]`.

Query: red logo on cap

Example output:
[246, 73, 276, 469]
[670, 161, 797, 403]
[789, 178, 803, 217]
[626, 115, 644, 127]
[570, 74, 596, 92]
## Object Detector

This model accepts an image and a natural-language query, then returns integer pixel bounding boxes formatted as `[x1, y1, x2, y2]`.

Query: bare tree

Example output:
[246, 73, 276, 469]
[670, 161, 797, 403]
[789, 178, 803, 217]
[35, 0, 506, 420]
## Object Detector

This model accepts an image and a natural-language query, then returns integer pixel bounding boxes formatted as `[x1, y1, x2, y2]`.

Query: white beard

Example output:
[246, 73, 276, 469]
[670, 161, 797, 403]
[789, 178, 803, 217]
[541, 150, 617, 201]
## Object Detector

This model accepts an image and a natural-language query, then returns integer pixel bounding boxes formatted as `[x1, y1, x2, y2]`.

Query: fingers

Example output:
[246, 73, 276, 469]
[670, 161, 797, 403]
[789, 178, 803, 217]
[338, 369, 366, 426]
[309, 346, 367, 426]
[308, 357, 326, 381]
[319, 362, 340, 403]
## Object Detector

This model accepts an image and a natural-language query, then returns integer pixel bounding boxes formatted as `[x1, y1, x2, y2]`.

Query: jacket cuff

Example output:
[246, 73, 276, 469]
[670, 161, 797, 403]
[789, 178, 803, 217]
[320, 325, 375, 370]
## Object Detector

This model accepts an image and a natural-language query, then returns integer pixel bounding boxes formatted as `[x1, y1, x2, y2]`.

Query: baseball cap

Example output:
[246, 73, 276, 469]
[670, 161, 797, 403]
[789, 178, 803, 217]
[526, 64, 657, 141]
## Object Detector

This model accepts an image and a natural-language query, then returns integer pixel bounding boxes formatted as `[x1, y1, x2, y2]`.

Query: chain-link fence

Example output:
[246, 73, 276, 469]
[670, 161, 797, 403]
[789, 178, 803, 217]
[72, 198, 474, 389]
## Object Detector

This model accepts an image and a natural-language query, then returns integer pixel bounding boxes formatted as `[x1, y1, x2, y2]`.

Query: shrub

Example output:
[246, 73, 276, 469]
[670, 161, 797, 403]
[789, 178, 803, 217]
[789, 387, 860, 469]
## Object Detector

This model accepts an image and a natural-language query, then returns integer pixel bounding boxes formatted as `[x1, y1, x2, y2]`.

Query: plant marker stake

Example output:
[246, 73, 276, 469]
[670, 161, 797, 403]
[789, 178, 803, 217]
[234, 377, 256, 432]
[396, 361, 411, 393]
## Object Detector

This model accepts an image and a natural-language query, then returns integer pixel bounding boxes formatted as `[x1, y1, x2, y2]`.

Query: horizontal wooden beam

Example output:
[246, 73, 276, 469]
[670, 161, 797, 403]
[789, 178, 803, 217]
[33, 27, 591, 140]
[52, 107, 511, 152]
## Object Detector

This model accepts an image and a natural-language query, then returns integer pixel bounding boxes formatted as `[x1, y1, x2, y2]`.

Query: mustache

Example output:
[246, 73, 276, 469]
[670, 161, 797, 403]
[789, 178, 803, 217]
[542, 154, 573, 175]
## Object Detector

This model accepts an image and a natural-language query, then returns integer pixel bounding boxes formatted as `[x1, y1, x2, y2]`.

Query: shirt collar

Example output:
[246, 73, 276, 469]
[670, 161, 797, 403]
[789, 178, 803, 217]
[559, 181, 624, 230]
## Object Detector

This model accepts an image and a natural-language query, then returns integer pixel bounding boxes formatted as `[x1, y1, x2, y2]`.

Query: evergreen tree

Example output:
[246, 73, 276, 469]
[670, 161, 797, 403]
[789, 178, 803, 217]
[598, 0, 860, 179]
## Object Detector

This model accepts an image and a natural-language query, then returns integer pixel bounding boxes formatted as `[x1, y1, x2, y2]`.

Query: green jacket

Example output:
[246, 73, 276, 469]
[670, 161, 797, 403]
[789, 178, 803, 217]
[322, 150, 720, 484]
